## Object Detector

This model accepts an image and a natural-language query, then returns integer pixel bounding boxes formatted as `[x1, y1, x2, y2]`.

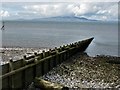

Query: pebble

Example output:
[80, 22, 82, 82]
[0, 47, 49, 65]
[116, 85, 120, 88]
[1, 48, 119, 88]
[41, 53, 120, 88]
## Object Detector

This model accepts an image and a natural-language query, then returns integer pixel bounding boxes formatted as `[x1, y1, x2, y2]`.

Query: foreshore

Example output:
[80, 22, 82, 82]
[0, 47, 120, 88]
[41, 53, 120, 88]
[0, 47, 49, 65]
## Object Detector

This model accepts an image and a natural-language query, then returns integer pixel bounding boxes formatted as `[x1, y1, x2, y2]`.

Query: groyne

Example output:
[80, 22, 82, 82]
[0, 37, 94, 89]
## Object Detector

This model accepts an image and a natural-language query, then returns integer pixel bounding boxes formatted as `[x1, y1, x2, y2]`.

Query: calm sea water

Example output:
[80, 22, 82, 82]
[2, 21, 118, 56]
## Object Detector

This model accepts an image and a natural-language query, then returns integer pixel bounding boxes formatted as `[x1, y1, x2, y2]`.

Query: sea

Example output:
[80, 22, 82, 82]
[1, 21, 119, 57]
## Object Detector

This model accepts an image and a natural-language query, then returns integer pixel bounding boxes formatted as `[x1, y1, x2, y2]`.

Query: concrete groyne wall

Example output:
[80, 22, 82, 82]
[0, 37, 94, 89]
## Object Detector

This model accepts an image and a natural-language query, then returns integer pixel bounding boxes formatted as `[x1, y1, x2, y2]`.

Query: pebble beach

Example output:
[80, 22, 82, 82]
[0, 47, 120, 88]
[0, 47, 49, 65]
[41, 53, 120, 88]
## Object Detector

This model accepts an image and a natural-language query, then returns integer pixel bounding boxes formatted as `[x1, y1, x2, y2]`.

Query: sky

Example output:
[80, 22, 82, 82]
[0, 1, 119, 21]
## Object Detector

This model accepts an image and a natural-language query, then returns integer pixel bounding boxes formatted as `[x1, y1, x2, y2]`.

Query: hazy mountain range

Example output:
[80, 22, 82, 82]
[5, 16, 118, 22]
[31, 16, 98, 22]
[13, 16, 98, 22]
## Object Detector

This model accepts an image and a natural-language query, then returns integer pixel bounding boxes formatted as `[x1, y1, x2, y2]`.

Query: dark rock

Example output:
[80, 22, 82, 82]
[0, 51, 5, 53]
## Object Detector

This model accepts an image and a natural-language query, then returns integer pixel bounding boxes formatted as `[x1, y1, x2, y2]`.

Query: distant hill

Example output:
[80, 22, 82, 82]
[31, 16, 98, 22]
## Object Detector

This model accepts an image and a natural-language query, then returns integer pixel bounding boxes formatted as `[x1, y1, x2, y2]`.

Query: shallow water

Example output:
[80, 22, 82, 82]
[2, 21, 118, 56]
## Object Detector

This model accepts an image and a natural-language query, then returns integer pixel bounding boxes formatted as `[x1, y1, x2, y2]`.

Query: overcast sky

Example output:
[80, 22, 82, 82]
[0, 1, 119, 21]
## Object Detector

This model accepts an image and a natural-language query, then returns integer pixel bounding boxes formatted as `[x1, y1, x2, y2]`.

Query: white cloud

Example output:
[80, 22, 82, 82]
[23, 4, 72, 17]
[21, 2, 118, 21]
[0, 10, 10, 17]
[1, 2, 118, 21]
[2, 0, 120, 2]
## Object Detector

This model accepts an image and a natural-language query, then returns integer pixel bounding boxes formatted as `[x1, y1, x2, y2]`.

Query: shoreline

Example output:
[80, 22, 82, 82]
[41, 52, 120, 88]
[0, 47, 119, 65]
[0, 47, 119, 88]
[0, 47, 50, 65]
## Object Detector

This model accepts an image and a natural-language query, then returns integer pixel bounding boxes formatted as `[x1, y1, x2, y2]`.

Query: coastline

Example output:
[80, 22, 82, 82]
[41, 52, 120, 88]
[0, 47, 119, 64]
[0, 47, 49, 65]
[0, 47, 120, 88]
